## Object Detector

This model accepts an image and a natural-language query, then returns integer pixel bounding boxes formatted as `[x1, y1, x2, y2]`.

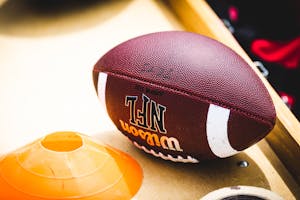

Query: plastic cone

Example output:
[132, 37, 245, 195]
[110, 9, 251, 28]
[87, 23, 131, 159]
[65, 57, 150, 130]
[0, 131, 143, 200]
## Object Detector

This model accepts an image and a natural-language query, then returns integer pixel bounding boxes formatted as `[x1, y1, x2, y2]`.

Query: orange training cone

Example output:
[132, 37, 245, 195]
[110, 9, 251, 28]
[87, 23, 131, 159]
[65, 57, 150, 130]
[0, 131, 143, 200]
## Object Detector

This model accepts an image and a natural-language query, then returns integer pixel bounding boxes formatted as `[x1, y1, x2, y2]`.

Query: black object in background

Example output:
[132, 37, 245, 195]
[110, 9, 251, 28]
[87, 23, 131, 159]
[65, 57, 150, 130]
[207, 0, 300, 120]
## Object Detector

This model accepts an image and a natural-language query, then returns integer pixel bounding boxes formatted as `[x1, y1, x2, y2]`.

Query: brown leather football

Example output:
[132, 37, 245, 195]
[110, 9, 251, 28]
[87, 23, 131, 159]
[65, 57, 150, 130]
[93, 31, 276, 163]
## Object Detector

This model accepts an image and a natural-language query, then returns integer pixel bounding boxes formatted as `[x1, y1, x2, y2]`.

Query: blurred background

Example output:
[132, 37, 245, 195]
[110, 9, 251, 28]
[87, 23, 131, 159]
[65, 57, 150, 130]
[0, 0, 299, 121]
[0, 1, 298, 198]
[207, 0, 300, 120]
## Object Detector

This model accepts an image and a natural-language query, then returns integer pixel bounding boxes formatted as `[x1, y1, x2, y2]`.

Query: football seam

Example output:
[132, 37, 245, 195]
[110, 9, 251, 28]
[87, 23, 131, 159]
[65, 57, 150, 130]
[131, 140, 200, 163]
[95, 69, 275, 129]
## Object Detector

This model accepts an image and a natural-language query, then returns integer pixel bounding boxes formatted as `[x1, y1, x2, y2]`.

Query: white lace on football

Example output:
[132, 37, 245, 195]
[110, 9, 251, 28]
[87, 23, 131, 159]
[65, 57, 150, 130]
[133, 141, 199, 163]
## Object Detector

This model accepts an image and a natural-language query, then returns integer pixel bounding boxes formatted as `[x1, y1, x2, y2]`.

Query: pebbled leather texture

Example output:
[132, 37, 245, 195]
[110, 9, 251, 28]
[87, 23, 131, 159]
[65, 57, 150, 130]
[93, 31, 276, 161]
[94, 31, 276, 126]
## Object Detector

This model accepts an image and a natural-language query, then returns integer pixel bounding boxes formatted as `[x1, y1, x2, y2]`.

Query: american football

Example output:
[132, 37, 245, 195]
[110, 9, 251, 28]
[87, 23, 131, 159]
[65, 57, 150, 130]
[93, 31, 276, 163]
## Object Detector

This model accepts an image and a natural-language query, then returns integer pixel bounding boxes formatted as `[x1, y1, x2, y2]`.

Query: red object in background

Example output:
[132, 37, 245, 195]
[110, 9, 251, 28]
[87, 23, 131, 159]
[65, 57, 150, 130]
[279, 91, 296, 109]
[228, 5, 239, 23]
[251, 36, 300, 69]
[206, 0, 300, 119]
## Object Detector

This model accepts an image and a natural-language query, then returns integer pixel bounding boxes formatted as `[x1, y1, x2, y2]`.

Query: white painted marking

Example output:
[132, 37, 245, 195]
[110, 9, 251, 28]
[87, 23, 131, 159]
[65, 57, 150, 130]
[97, 72, 108, 112]
[206, 104, 239, 158]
